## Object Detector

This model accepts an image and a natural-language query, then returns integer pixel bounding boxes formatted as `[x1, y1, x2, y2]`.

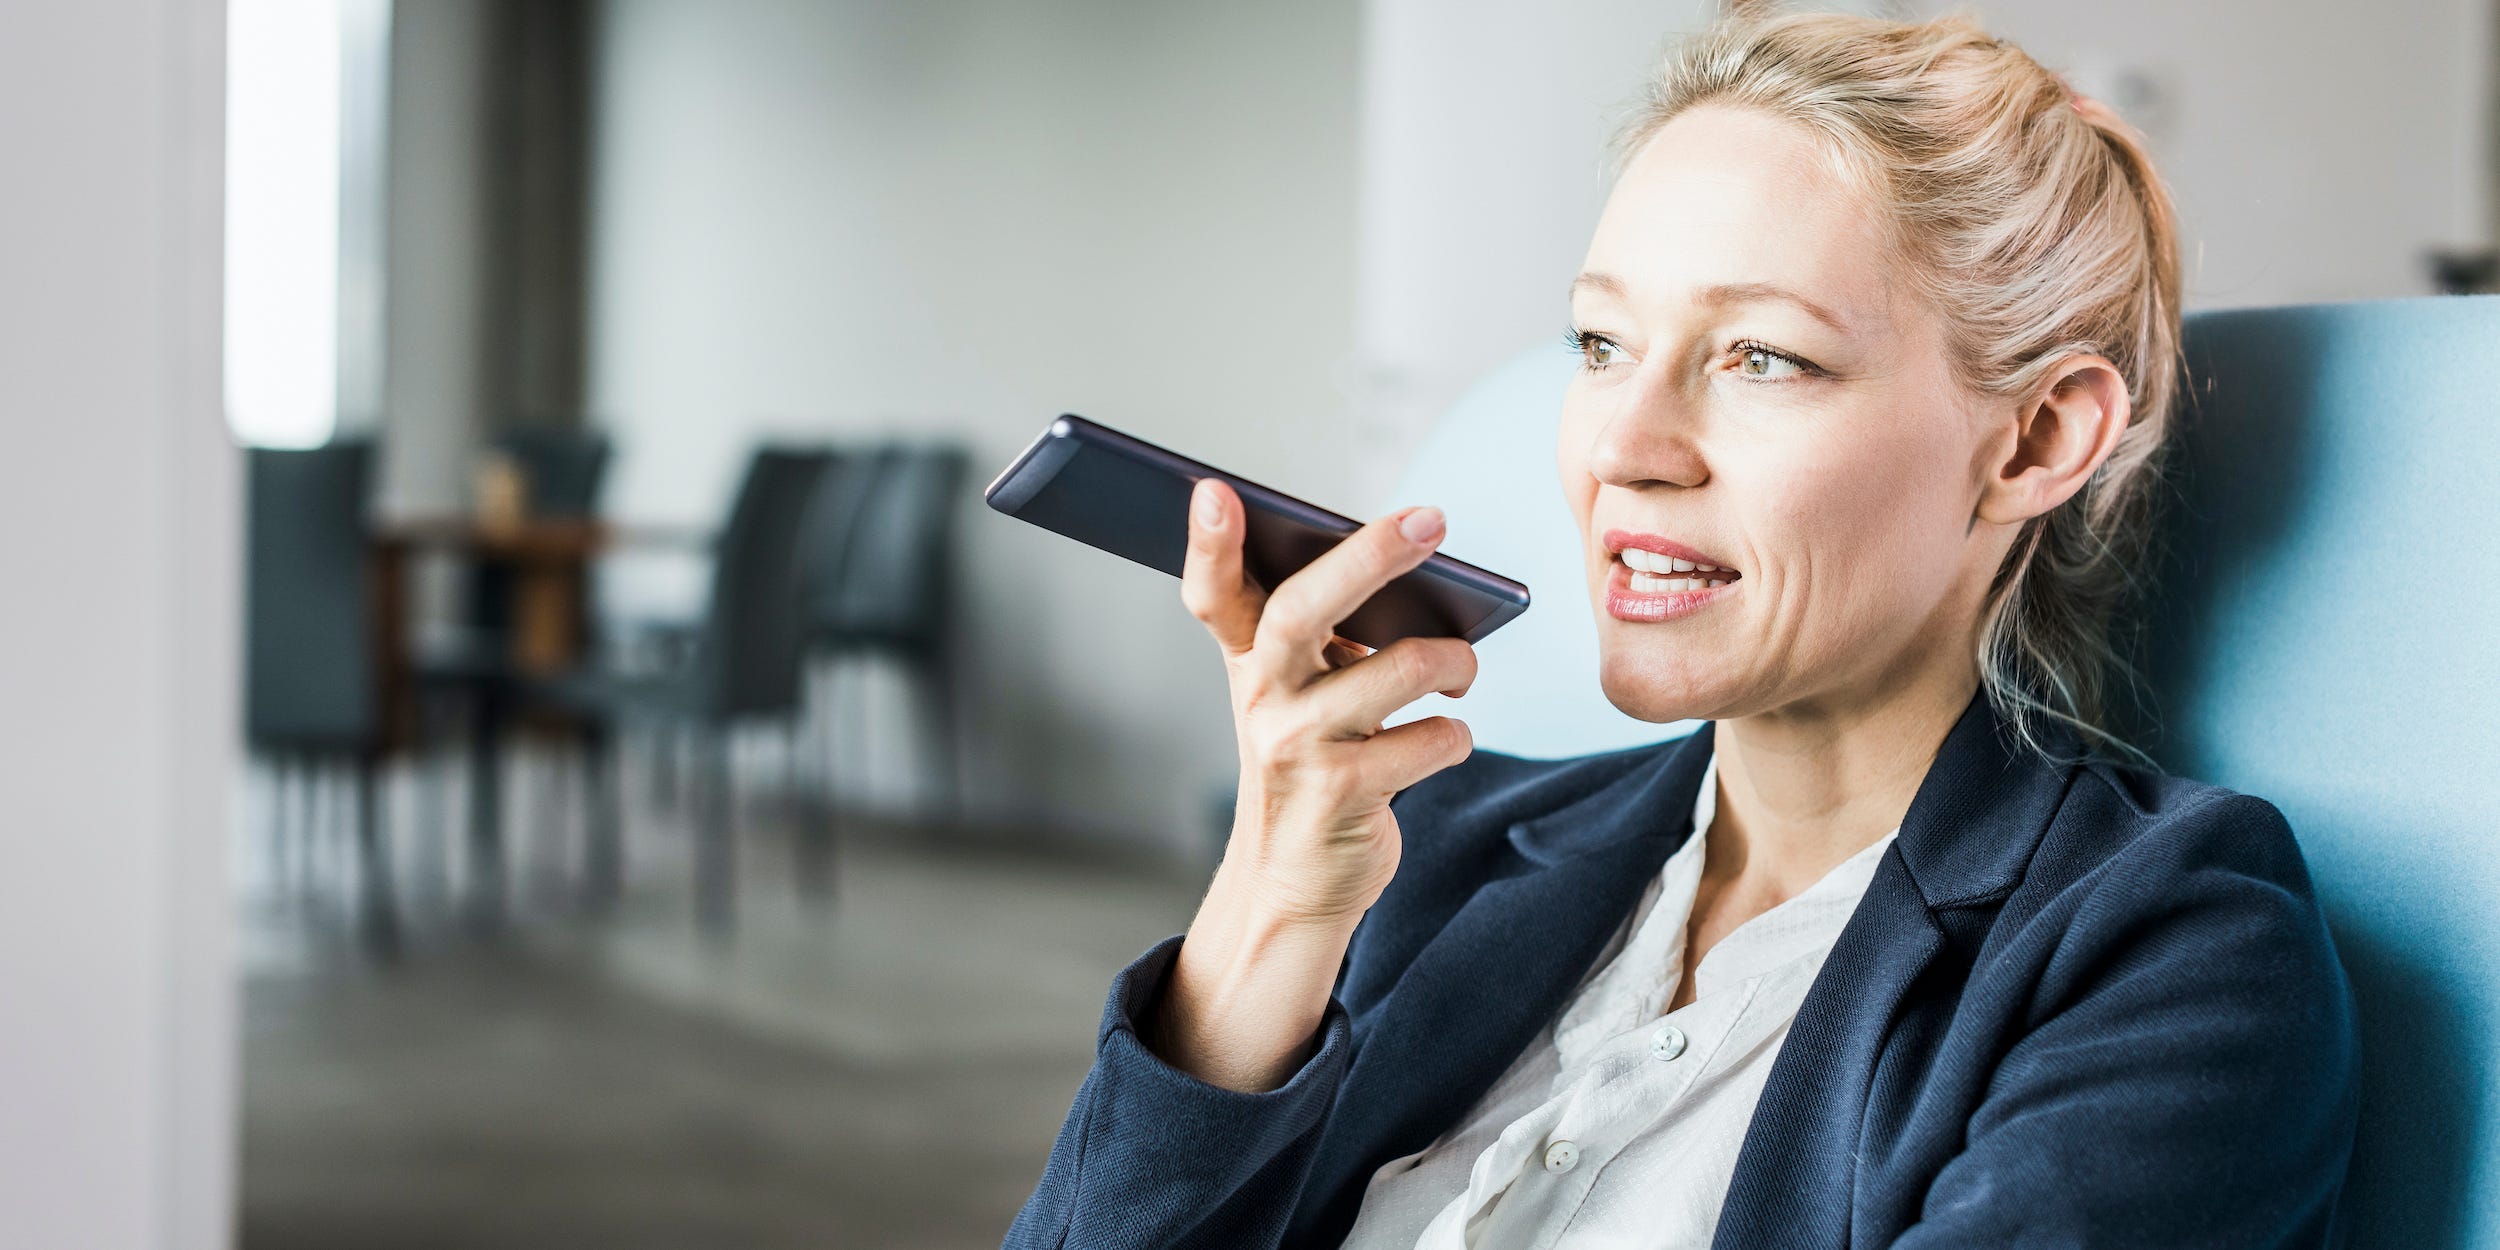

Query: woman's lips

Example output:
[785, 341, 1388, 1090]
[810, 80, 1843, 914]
[1601, 528, 1737, 572]
[1605, 558, 1740, 622]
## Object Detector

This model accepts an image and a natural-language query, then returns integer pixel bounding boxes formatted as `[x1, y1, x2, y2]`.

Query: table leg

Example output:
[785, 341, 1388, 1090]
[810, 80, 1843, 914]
[513, 561, 584, 675]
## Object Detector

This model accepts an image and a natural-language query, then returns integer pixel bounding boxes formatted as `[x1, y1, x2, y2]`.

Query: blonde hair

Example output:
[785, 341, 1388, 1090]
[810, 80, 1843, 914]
[1620, 9, 2183, 767]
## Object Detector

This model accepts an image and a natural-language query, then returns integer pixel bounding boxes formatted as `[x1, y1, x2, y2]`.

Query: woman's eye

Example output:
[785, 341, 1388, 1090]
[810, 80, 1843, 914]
[1567, 329, 1630, 370]
[1734, 343, 1805, 379]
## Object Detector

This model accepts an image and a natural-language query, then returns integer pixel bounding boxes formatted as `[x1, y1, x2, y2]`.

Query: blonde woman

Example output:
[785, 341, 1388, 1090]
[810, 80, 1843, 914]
[1008, 12, 2358, 1248]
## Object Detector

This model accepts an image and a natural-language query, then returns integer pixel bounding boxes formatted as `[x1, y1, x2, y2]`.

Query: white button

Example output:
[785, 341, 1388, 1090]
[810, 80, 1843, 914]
[1650, 1024, 1688, 1062]
[1543, 1139, 1579, 1174]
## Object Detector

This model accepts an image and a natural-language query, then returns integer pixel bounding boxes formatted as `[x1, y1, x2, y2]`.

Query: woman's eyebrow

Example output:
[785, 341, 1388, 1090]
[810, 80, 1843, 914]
[1697, 282, 1855, 335]
[1570, 271, 1855, 336]
[1569, 272, 1629, 300]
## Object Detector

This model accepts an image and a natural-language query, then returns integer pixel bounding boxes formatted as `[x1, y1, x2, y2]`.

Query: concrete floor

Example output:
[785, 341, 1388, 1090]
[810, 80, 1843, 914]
[240, 795, 1202, 1250]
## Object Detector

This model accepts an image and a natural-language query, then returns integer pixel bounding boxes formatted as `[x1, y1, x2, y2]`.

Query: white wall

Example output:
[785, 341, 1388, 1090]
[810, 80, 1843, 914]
[0, 2, 237, 1248]
[585, 0, 1363, 856]
[1925, 0, 2492, 308]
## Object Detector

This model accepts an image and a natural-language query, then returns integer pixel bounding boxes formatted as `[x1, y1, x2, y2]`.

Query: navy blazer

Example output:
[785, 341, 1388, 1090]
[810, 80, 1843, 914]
[1005, 690, 2361, 1247]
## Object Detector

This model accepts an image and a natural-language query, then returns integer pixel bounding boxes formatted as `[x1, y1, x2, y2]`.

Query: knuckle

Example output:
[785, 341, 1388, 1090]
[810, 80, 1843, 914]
[1179, 581, 1215, 622]
[1383, 640, 1426, 693]
[1253, 603, 1311, 653]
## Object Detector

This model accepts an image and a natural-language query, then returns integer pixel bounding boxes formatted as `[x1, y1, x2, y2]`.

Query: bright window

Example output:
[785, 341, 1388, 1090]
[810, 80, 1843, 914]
[224, 0, 345, 448]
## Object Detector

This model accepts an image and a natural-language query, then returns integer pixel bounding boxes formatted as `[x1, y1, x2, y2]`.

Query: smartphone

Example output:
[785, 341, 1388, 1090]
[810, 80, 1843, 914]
[983, 414, 1530, 649]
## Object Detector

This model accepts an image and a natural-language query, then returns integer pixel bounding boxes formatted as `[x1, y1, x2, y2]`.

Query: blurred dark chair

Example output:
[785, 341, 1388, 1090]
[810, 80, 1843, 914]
[805, 442, 970, 819]
[533, 445, 833, 932]
[244, 439, 398, 956]
[496, 425, 612, 518]
[457, 426, 614, 660]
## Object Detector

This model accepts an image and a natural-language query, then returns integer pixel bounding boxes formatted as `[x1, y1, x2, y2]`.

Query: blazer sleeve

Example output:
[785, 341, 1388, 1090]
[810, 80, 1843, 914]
[1001, 933, 1355, 1250]
[1894, 793, 2362, 1248]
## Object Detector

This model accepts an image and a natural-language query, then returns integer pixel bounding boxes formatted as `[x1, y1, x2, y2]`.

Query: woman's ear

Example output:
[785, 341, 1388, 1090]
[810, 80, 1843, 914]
[1974, 354, 2131, 526]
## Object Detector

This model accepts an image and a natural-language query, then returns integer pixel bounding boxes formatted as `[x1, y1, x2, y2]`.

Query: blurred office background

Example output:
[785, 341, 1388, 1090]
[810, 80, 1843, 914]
[3, 0, 2494, 1247]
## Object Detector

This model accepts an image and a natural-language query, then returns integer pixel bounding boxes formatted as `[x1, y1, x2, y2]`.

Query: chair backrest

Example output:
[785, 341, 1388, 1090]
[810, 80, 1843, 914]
[1391, 297, 2500, 1247]
[2129, 296, 2500, 1249]
[795, 443, 881, 627]
[495, 426, 612, 519]
[244, 440, 377, 752]
[813, 441, 969, 649]
[461, 429, 613, 638]
[695, 445, 832, 720]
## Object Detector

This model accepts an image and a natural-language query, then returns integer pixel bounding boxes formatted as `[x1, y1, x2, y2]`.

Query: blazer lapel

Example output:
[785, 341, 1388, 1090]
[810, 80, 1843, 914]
[1289, 725, 1718, 1245]
[1712, 851, 1944, 1247]
[1711, 690, 2081, 1248]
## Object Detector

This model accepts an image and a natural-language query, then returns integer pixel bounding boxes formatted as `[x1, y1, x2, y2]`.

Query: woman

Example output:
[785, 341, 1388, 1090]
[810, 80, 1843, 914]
[1008, 11, 2359, 1248]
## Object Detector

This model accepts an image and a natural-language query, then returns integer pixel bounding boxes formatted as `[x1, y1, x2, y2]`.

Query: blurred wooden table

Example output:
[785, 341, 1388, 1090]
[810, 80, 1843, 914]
[371, 517, 610, 704]
[368, 515, 710, 929]
[370, 516, 612, 930]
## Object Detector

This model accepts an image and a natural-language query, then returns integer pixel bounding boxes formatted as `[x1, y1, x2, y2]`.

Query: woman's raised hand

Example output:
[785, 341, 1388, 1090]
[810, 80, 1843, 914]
[1180, 477, 1478, 924]
[1151, 477, 1477, 1092]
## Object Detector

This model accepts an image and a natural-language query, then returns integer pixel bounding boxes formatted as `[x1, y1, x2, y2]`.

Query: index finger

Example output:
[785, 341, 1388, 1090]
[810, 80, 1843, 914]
[1253, 505, 1445, 660]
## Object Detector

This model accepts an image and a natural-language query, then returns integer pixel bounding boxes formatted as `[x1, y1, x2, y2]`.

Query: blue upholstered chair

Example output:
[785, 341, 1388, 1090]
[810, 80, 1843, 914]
[1383, 296, 2500, 1248]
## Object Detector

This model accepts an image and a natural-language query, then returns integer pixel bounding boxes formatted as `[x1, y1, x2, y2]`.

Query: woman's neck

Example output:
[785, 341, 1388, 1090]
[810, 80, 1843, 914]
[1708, 663, 1979, 900]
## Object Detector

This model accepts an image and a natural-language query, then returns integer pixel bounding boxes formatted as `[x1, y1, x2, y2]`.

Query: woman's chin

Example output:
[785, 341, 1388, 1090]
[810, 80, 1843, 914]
[1596, 656, 1742, 725]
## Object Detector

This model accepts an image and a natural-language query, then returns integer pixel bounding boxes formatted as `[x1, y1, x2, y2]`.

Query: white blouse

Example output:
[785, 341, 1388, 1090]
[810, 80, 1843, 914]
[1341, 748, 1898, 1249]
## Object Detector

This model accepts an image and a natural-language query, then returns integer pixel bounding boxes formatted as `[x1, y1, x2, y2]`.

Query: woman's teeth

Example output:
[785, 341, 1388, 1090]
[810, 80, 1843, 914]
[1619, 547, 1737, 594]
[1629, 572, 1722, 594]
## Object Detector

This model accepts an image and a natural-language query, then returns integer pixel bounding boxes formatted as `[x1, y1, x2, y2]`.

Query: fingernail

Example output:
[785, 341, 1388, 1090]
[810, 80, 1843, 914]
[1399, 506, 1444, 544]
[1195, 479, 1223, 529]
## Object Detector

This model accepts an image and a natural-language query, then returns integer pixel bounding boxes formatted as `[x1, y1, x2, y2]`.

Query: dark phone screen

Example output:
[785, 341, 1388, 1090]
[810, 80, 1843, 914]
[987, 417, 1528, 649]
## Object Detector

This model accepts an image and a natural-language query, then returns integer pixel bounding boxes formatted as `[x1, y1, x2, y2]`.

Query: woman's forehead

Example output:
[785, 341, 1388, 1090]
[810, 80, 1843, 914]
[1581, 105, 1895, 331]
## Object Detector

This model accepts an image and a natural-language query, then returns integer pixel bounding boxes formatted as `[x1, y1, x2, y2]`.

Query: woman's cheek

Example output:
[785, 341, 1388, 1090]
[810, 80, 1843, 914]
[1743, 461, 1911, 630]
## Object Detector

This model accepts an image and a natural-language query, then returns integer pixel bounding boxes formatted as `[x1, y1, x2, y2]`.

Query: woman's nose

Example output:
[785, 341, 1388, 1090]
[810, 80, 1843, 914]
[1585, 382, 1709, 489]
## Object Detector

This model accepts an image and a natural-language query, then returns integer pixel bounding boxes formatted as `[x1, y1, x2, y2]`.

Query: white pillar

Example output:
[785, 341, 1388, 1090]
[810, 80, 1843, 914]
[0, 2, 238, 1247]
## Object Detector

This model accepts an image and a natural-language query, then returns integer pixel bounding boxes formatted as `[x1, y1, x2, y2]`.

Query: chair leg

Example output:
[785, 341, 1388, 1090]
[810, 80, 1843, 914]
[266, 754, 298, 907]
[313, 762, 347, 913]
[465, 685, 508, 934]
[354, 756, 402, 959]
[648, 721, 680, 810]
[916, 644, 961, 823]
[779, 719, 805, 823]
[797, 657, 827, 813]
[791, 688, 838, 906]
[695, 729, 734, 939]
[581, 722, 624, 914]
[416, 735, 455, 917]
[288, 755, 321, 905]
[830, 655, 860, 820]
